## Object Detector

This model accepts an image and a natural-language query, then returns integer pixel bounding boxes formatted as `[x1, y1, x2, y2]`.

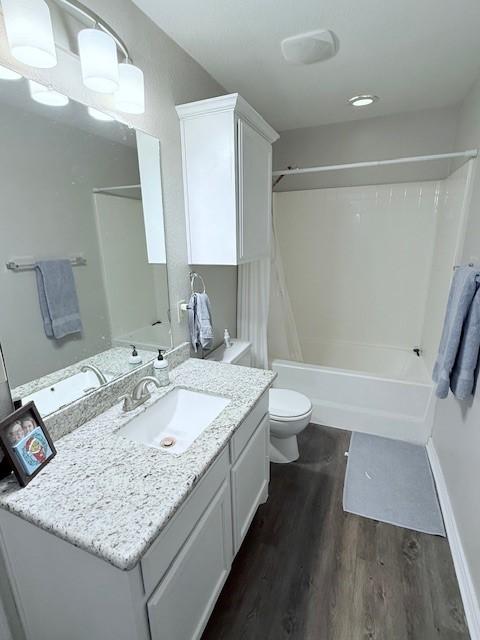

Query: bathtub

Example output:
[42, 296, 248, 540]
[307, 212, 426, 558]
[272, 346, 434, 444]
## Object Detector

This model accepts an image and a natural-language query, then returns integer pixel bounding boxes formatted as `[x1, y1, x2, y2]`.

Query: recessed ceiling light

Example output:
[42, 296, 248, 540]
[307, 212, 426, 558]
[348, 94, 379, 107]
[87, 107, 115, 122]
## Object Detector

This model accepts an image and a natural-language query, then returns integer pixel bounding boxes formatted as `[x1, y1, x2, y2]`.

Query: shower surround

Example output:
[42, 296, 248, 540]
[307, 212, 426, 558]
[271, 162, 474, 442]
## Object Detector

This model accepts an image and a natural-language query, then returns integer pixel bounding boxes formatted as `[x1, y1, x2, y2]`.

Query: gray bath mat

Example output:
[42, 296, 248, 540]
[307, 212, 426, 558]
[343, 432, 445, 536]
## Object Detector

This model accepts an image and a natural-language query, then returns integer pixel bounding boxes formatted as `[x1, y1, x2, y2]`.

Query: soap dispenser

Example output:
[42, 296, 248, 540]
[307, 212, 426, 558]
[153, 349, 170, 386]
[129, 345, 142, 366]
[224, 329, 233, 348]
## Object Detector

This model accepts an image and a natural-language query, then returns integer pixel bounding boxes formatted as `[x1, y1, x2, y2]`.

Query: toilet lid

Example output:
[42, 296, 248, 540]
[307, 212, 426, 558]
[269, 388, 312, 419]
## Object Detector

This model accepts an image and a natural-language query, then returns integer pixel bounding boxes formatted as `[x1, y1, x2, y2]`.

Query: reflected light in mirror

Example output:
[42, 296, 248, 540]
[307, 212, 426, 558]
[2, 0, 57, 69]
[28, 80, 69, 106]
[115, 63, 145, 114]
[87, 107, 115, 122]
[0, 65, 22, 80]
[78, 29, 119, 94]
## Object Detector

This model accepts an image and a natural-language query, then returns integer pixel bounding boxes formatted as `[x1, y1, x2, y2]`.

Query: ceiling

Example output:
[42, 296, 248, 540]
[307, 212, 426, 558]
[132, 0, 480, 131]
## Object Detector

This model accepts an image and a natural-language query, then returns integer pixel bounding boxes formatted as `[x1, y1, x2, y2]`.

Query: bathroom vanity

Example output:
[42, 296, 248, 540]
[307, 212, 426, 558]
[0, 359, 275, 640]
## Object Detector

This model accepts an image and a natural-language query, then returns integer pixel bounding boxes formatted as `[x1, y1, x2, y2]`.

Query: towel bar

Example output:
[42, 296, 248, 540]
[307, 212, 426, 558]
[6, 256, 87, 272]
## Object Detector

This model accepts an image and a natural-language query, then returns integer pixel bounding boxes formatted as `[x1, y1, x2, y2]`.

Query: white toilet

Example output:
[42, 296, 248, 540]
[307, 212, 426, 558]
[206, 340, 312, 464]
[268, 388, 312, 463]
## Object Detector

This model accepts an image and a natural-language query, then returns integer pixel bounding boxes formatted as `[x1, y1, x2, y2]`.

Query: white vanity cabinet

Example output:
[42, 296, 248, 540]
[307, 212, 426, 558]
[0, 390, 270, 640]
[176, 94, 279, 265]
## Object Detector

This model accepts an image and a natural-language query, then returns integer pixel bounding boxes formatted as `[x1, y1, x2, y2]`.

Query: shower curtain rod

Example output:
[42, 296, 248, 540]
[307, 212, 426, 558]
[272, 149, 478, 177]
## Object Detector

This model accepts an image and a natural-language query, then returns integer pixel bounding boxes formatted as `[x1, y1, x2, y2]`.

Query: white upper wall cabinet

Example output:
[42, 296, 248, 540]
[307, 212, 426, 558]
[176, 94, 279, 265]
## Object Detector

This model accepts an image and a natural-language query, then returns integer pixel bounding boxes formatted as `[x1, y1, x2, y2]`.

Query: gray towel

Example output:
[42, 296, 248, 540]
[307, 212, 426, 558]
[450, 287, 480, 400]
[433, 265, 480, 398]
[35, 260, 83, 339]
[188, 292, 214, 352]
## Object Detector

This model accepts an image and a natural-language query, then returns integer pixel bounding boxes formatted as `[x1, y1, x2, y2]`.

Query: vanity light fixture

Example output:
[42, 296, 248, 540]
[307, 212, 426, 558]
[87, 106, 115, 122]
[115, 62, 145, 114]
[1, 0, 146, 113]
[348, 94, 379, 107]
[1, 0, 57, 68]
[28, 80, 69, 106]
[0, 64, 22, 80]
[78, 28, 119, 94]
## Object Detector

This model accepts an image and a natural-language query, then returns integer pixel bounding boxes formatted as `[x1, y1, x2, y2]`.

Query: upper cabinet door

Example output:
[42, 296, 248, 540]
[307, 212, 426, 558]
[176, 94, 279, 265]
[179, 110, 237, 265]
[237, 119, 272, 263]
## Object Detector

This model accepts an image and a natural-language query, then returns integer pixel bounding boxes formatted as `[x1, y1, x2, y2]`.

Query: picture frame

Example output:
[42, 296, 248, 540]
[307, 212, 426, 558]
[0, 402, 56, 487]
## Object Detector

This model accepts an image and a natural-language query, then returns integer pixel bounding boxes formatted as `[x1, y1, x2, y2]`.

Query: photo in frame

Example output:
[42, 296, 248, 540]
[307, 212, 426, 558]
[0, 402, 56, 487]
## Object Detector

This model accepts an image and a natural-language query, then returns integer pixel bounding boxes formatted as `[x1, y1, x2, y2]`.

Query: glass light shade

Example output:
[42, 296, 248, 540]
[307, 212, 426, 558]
[87, 107, 114, 122]
[115, 63, 145, 114]
[78, 29, 119, 94]
[28, 80, 69, 106]
[2, 0, 57, 68]
[0, 64, 22, 80]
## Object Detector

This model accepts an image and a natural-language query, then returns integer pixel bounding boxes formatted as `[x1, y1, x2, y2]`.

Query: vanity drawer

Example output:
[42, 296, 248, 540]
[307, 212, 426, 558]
[230, 390, 268, 462]
[141, 446, 230, 596]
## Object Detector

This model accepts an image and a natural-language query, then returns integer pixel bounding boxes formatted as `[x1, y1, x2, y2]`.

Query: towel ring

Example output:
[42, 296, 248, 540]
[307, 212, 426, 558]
[190, 271, 206, 294]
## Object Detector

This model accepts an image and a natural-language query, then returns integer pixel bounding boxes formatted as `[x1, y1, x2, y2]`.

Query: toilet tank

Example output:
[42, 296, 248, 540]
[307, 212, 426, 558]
[206, 340, 252, 366]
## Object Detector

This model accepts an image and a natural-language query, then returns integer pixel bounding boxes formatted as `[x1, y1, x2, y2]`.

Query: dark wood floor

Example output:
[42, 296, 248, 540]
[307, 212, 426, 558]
[202, 425, 469, 640]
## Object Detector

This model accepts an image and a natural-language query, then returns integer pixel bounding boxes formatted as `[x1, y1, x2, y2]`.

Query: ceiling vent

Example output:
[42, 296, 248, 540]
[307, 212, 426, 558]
[281, 29, 338, 65]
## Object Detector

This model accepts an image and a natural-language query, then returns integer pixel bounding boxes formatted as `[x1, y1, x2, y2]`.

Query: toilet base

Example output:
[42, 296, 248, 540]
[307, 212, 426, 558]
[269, 434, 299, 463]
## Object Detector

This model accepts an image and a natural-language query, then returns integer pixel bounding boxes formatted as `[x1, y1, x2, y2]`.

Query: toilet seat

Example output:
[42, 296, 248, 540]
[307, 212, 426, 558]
[269, 388, 312, 421]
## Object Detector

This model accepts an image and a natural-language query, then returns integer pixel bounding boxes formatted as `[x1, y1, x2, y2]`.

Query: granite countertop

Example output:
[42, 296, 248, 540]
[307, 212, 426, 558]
[0, 359, 275, 571]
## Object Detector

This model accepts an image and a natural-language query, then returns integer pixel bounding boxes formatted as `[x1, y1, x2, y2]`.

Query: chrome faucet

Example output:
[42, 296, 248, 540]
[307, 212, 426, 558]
[120, 376, 162, 412]
[81, 364, 108, 386]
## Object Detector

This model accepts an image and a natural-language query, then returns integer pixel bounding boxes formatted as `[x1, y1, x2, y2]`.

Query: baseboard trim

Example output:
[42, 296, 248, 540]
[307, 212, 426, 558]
[427, 438, 480, 640]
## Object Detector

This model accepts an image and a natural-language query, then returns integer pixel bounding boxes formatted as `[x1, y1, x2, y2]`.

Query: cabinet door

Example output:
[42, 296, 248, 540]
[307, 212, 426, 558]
[237, 119, 272, 262]
[147, 481, 232, 640]
[231, 415, 270, 553]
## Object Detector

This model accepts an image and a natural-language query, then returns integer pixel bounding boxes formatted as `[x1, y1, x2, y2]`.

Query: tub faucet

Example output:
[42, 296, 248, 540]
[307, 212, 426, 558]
[81, 364, 108, 386]
[121, 376, 162, 412]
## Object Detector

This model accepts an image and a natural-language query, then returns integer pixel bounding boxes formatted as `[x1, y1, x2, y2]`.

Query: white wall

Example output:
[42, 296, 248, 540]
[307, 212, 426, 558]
[431, 73, 480, 623]
[0, 1, 230, 348]
[273, 181, 439, 365]
[273, 105, 460, 191]
[0, 101, 140, 388]
[420, 162, 473, 371]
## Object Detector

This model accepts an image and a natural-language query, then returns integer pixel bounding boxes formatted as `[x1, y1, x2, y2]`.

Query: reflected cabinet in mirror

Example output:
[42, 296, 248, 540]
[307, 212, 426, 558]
[0, 76, 172, 418]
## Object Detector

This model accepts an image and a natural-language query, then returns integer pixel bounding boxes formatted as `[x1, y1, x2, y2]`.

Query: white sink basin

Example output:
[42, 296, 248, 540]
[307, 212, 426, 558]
[118, 388, 230, 454]
[23, 370, 113, 417]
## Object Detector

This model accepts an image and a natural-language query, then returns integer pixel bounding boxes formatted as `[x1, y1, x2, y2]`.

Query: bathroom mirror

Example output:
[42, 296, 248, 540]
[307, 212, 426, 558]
[0, 72, 172, 417]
